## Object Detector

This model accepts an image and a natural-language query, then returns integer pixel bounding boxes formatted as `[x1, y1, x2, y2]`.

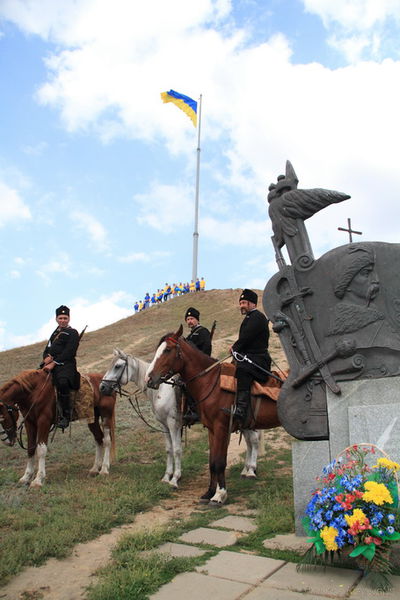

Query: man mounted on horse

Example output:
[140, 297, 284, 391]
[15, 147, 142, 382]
[40, 305, 81, 430]
[182, 306, 212, 425]
[226, 289, 272, 429]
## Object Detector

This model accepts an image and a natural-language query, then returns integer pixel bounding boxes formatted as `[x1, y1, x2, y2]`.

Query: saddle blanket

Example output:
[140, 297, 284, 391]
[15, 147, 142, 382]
[70, 374, 95, 424]
[219, 362, 284, 402]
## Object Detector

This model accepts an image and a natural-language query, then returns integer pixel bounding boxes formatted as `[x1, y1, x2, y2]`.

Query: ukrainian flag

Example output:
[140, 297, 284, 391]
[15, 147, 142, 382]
[160, 89, 197, 127]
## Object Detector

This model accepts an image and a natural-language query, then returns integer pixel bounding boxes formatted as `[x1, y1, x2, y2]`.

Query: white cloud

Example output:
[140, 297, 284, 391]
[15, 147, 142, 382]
[70, 209, 109, 251]
[0, 181, 31, 226]
[22, 141, 48, 156]
[135, 182, 194, 233]
[119, 250, 171, 263]
[9, 270, 21, 279]
[36, 252, 72, 282]
[303, 0, 400, 62]
[200, 215, 269, 247]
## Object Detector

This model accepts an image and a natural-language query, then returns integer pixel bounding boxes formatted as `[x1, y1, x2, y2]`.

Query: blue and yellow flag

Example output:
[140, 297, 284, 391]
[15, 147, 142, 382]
[160, 89, 197, 127]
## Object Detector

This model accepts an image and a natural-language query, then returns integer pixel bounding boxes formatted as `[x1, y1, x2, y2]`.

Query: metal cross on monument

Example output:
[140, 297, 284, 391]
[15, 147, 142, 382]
[338, 218, 362, 242]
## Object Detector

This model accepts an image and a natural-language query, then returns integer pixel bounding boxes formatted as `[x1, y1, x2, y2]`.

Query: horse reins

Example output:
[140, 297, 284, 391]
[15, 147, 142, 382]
[104, 356, 169, 434]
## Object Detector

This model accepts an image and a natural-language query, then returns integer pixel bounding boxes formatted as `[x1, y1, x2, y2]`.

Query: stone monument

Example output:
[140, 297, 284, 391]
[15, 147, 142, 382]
[263, 161, 400, 534]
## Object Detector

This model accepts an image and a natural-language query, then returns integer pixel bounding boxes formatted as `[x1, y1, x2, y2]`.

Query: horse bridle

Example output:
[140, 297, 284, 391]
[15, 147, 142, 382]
[158, 338, 221, 404]
[102, 356, 130, 395]
[0, 400, 18, 443]
[157, 337, 184, 384]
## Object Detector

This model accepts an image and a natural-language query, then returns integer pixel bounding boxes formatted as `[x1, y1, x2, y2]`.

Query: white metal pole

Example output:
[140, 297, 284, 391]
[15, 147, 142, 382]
[192, 94, 202, 282]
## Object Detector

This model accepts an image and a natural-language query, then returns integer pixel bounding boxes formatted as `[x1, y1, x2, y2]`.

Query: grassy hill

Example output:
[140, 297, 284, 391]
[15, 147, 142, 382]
[0, 288, 288, 384]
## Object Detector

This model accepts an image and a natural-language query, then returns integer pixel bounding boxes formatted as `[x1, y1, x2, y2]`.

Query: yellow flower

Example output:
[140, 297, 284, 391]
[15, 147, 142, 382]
[373, 457, 400, 472]
[320, 526, 338, 551]
[362, 480, 393, 505]
[345, 508, 368, 527]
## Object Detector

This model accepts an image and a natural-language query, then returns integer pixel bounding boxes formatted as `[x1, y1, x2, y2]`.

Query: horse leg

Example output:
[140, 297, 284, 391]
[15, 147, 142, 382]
[160, 427, 174, 484]
[19, 420, 37, 485]
[99, 420, 112, 476]
[209, 425, 230, 507]
[30, 442, 48, 488]
[167, 416, 182, 488]
[199, 429, 223, 504]
[88, 418, 104, 476]
[240, 429, 259, 479]
[30, 417, 51, 488]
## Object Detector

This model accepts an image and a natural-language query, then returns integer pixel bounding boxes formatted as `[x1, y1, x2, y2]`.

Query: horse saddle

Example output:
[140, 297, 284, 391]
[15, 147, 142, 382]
[69, 373, 95, 424]
[219, 362, 283, 402]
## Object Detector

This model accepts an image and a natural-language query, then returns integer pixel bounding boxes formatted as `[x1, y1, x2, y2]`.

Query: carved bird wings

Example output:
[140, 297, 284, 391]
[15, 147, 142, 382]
[269, 188, 350, 247]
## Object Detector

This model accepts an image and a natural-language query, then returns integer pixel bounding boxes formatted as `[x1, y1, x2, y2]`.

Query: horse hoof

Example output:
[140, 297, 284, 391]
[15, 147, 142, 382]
[88, 470, 100, 477]
[208, 500, 225, 508]
[198, 497, 211, 505]
[29, 481, 43, 489]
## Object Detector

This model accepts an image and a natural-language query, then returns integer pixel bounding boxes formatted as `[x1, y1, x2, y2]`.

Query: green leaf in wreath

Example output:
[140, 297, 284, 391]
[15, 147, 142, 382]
[349, 543, 376, 559]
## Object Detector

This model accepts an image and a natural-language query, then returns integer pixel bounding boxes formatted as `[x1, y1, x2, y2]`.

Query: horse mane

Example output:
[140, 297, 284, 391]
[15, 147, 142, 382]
[0, 369, 45, 395]
[156, 333, 173, 348]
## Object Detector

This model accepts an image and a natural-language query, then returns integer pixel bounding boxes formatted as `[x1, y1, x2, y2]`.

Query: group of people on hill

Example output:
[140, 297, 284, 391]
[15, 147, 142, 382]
[133, 277, 206, 313]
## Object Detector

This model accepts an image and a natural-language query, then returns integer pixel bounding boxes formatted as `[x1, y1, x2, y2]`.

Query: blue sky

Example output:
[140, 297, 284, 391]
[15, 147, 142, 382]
[1, 0, 400, 349]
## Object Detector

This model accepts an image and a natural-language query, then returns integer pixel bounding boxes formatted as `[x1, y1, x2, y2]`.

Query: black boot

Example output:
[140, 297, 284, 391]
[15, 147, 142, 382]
[57, 392, 72, 429]
[222, 390, 250, 428]
[183, 393, 200, 426]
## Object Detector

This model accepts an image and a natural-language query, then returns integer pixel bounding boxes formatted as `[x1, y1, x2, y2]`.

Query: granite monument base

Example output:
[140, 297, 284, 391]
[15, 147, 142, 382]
[292, 375, 400, 535]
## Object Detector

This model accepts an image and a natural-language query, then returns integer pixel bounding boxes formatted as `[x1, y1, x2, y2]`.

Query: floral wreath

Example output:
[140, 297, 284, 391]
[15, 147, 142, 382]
[300, 444, 400, 591]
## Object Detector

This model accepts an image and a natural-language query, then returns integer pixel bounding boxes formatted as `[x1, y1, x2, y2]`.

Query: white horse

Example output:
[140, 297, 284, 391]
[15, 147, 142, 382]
[100, 348, 183, 488]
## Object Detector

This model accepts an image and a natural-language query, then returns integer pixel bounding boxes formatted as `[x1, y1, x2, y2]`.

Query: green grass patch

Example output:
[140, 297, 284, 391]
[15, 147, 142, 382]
[0, 423, 209, 586]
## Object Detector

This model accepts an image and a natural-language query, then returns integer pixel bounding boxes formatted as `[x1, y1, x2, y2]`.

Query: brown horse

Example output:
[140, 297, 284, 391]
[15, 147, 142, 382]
[146, 326, 282, 506]
[0, 369, 116, 488]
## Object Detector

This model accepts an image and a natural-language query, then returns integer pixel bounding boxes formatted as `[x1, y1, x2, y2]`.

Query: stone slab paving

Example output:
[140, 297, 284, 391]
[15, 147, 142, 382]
[261, 563, 362, 598]
[262, 533, 311, 554]
[349, 574, 400, 599]
[242, 588, 335, 600]
[153, 542, 207, 558]
[179, 527, 242, 547]
[209, 515, 257, 533]
[150, 571, 250, 600]
[196, 550, 285, 584]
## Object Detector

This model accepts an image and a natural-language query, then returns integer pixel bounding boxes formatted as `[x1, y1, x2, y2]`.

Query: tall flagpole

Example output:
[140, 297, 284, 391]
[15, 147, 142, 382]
[192, 94, 202, 282]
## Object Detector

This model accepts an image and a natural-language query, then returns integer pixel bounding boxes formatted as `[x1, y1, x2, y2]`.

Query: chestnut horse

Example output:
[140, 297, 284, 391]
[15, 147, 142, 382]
[0, 369, 116, 487]
[146, 326, 282, 506]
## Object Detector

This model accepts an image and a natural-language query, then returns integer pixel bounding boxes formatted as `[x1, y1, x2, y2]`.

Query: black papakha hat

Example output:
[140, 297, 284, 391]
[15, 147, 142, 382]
[239, 289, 258, 304]
[185, 307, 200, 320]
[56, 305, 70, 317]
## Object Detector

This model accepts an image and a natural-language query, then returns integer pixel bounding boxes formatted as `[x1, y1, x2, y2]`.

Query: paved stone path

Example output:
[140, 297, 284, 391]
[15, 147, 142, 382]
[149, 515, 400, 600]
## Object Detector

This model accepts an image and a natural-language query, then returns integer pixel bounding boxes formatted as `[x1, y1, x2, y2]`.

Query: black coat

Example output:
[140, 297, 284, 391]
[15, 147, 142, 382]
[43, 326, 80, 389]
[232, 309, 271, 382]
[186, 324, 212, 356]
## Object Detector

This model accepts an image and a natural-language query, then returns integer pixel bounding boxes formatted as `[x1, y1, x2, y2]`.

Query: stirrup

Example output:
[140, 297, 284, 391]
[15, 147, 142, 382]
[183, 409, 200, 426]
[57, 416, 70, 430]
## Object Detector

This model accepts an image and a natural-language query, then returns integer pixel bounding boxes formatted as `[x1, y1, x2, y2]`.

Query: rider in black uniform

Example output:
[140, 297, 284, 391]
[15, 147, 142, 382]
[230, 289, 271, 428]
[183, 307, 212, 425]
[41, 305, 80, 429]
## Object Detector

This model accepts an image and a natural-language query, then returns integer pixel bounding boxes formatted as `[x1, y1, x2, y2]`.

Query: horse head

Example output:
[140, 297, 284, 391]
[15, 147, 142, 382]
[0, 381, 20, 446]
[146, 325, 184, 389]
[100, 348, 131, 395]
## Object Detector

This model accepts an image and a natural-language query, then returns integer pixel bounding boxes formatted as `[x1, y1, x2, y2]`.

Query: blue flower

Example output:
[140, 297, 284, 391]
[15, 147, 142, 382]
[387, 526, 395, 535]
[388, 514, 396, 524]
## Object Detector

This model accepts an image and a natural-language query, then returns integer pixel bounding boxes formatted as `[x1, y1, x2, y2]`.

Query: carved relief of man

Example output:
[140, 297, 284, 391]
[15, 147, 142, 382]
[328, 245, 385, 337]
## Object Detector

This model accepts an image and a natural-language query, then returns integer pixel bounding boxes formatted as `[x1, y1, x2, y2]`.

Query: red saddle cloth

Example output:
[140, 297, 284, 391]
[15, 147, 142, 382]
[219, 362, 284, 402]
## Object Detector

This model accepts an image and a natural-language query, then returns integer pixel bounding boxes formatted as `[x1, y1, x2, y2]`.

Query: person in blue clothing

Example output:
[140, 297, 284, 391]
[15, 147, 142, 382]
[134, 301, 139, 313]
[151, 293, 156, 306]
[144, 292, 150, 308]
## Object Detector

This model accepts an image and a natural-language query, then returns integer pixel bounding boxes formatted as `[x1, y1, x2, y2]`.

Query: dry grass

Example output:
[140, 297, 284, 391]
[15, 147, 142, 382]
[0, 289, 288, 383]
